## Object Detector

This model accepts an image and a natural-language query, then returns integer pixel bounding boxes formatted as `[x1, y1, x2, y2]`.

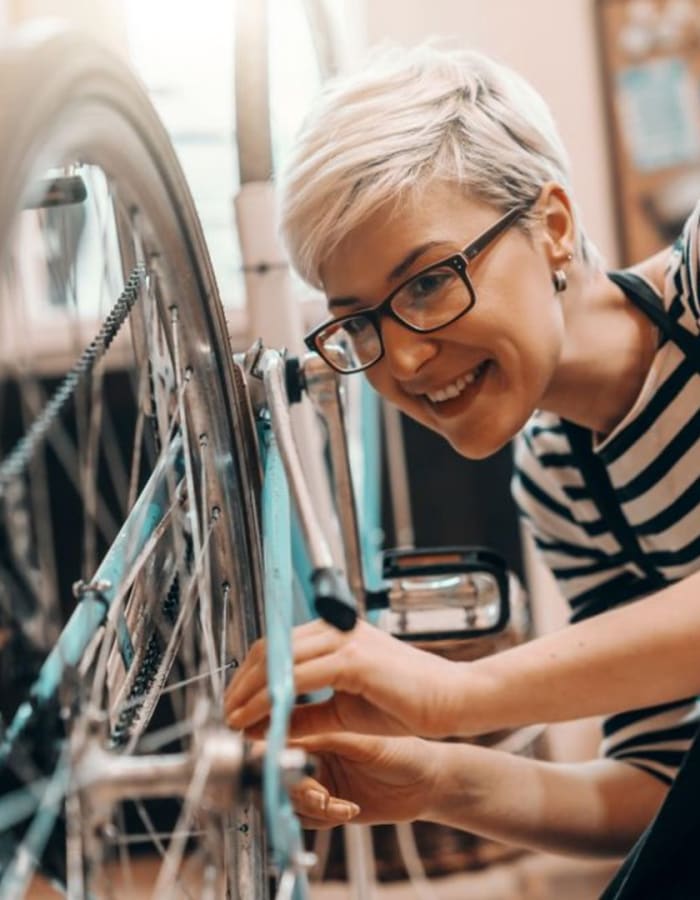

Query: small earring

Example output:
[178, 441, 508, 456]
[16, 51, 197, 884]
[552, 269, 568, 292]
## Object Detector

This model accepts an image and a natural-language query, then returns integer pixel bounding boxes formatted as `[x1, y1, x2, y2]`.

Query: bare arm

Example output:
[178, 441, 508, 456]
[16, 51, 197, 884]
[227, 569, 700, 740]
[294, 732, 667, 858]
[459, 568, 700, 735]
[426, 744, 666, 857]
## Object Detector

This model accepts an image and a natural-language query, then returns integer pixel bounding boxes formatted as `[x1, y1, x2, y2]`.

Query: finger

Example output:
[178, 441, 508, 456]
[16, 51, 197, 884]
[224, 634, 268, 715]
[289, 777, 360, 823]
[297, 815, 338, 830]
[288, 774, 328, 794]
[245, 738, 267, 759]
[225, 616, 370, 715]
[225, 683, 269, 726]
[239, 718, 270, 740]
[288, 777, 330, 813]
[290, 731, 386, 763]
[286, 700, 345, 737]
[228, 655, 353, 730]
[323, 797, 361, 822]
[224, 658, 267, 716]
[224, 640, 266, 716]
[293, 794, 360, 824]
[288, 780, 326, 823]
[289, 695, 412, 739]
[225, 627, 342, 715]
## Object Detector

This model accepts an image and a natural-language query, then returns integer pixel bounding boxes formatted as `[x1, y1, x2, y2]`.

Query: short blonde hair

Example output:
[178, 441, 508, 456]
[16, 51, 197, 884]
[279, 43, 600, 288]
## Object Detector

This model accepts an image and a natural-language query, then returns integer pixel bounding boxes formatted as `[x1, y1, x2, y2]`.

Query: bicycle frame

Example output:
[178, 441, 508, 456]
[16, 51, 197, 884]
[0, 433, 197, 896]
[236, 344, 358, 898]
[1, 433, 185, 767]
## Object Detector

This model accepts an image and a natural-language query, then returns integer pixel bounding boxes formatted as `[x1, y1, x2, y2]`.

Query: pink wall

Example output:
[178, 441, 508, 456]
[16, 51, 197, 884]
[365, 0, 620, 267]
[6, 0, 129, 52]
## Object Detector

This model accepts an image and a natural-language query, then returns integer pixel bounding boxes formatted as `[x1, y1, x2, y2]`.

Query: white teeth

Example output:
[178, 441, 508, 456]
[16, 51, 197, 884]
[426, 363, 487, 403]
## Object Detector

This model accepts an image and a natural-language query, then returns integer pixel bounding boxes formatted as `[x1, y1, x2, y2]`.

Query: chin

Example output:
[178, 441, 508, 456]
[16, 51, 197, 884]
[442, 409, 530, 460]
[447, 431, 511, 460]
[410, 415, 506, 460]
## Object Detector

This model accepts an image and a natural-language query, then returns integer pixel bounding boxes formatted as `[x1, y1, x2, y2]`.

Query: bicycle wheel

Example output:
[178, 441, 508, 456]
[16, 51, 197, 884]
[0, 24, 266, 899]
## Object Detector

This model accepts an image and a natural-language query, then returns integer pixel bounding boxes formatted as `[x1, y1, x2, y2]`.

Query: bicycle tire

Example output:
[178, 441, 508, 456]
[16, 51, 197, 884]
[0, 23, 266, 899]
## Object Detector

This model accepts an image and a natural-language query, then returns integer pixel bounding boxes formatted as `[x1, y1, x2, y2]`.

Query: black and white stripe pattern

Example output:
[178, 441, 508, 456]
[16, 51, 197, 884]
[512, 201, 700, 784]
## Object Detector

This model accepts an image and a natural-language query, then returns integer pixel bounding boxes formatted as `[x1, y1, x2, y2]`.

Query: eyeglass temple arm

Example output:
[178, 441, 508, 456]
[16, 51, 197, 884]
[463, 204, 529, 262]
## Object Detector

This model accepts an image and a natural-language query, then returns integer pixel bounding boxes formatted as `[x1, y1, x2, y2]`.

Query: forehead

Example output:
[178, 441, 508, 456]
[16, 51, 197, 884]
[319, 182, 490, 298]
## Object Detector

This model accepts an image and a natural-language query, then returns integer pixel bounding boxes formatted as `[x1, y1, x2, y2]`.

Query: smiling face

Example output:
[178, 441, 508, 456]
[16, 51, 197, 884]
[319, 182, 569, 459]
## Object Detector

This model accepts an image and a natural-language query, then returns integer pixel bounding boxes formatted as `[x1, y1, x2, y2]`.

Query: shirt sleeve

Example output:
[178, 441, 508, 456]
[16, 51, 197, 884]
[511, 425, 700, 785]
[667, 197, 700, 329]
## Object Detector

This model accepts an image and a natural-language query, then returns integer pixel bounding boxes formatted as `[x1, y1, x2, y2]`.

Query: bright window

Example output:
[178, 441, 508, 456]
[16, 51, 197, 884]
[124, 0, 338, 311]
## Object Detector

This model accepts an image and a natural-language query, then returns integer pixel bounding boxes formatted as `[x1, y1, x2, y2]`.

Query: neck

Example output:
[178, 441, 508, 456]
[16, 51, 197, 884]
[541, 266, 660, 438]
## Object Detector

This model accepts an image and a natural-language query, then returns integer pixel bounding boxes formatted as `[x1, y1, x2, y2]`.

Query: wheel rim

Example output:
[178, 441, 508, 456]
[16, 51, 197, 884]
[0, 27, 266, 899]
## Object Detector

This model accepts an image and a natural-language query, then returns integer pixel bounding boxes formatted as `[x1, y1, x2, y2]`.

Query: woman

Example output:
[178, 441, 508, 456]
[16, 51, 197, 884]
[226, 44, 700, 860]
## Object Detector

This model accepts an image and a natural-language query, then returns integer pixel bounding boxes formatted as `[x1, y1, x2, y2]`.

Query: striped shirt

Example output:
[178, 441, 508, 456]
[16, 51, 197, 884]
[512, 201, 700, 785]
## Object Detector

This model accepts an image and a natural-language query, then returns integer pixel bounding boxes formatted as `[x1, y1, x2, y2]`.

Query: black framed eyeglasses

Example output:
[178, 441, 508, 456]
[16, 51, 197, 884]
[304, 202, 532, 374]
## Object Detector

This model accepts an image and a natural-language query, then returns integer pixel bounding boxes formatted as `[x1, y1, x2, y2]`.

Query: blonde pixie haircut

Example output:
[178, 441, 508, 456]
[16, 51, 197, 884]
[279, 44, 600, 289]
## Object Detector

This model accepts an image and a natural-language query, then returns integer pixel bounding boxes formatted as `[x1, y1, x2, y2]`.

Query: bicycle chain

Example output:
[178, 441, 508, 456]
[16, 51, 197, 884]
[0, 264, 146, 497]
[109, 572, 181, 748]
[0, 258, 192, 751]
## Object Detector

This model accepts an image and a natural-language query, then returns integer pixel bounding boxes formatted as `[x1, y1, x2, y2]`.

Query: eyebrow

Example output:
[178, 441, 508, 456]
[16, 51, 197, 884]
[389, 241, 444, 281]
[327, 240, 445, 311]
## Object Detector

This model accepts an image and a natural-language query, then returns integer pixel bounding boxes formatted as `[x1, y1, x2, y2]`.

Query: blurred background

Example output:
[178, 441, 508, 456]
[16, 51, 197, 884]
[2, 0, 698, 333]
[1, 1, 699, 897]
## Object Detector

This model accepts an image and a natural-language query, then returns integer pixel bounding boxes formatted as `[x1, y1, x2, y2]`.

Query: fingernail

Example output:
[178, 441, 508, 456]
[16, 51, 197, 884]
[327, 799, 360, 820]
[306, 789, 328, 812]
[228, 710, 242, 727]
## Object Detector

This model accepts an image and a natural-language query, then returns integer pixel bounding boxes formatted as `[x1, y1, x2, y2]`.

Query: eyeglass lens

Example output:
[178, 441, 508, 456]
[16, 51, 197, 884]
[315, 316, 382, 372]
[316, 263, 473, 372]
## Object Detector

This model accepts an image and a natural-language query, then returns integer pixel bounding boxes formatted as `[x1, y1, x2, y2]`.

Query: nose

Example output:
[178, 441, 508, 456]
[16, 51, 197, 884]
[379, 316, 438, 379]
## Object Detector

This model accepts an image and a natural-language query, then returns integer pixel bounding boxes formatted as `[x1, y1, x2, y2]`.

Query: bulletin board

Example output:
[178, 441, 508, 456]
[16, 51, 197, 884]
[595, 0, 700, 264]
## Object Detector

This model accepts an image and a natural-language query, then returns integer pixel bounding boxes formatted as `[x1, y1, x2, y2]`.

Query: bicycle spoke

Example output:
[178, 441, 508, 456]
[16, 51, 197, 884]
[0, 29, 268, 897]
[197, 430, 220, 702]
[0, 748, 70, 897]
[132, 717, 198, 755]
[116, 800, 197, 900]
[170, 305, 211, 684]
[151, 753, 213, 898]
[118, 510, 219, 754]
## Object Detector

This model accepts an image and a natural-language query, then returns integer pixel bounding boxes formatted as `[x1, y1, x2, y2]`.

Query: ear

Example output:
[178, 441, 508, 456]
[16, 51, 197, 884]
[537, 182, 576, 265]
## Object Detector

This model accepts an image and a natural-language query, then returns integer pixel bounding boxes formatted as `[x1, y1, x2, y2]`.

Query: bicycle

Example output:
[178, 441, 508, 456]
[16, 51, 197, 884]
[0, 22, 536, 900]
[0, 23, 274, 898]
[236, 341, 536, 899]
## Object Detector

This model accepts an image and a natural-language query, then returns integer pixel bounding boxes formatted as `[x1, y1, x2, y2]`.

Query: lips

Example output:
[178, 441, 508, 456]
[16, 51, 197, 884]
[424, 360, 490, 403]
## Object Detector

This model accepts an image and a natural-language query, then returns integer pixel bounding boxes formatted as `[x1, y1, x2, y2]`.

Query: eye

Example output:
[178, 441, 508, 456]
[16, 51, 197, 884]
[406, 269, 456, 302]
[342, 316, 372, 338]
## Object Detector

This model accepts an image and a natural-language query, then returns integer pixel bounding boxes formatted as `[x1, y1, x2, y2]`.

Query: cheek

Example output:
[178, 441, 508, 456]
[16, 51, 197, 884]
[515, 301, 566, 386]
[481, 273, 565, 372]
[363, 367, 434, 426]
[363, 367, 398, 402]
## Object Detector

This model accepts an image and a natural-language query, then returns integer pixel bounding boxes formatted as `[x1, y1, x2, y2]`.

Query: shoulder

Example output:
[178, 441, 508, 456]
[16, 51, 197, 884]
[663, 199, 700, 331]
[513, 411, 571, 472]
[511, 412, 577, 523]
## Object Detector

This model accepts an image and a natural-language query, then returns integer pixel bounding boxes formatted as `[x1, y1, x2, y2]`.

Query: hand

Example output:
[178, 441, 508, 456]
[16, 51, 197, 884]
[289, 732, 439, 829]
[225, 618, 462, 739]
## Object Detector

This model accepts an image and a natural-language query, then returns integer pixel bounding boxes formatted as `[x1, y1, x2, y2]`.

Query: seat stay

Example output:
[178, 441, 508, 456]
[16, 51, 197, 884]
[0, 434, 185, 765]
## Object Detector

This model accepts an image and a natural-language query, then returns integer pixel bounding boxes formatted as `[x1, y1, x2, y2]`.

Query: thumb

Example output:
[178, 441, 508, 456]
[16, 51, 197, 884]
[241, 699, 350, 740]
[287, 698, 346, 738]
[290, 730, 386, 763]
